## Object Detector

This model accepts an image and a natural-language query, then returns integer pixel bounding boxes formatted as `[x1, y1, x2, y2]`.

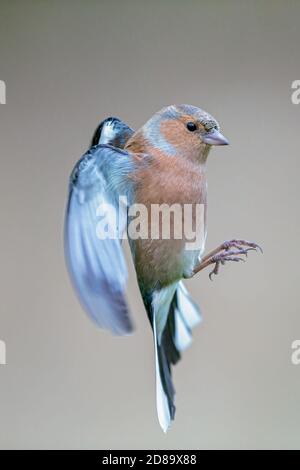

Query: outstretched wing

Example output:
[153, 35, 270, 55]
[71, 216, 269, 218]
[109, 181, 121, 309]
[65, 144, 138, 335]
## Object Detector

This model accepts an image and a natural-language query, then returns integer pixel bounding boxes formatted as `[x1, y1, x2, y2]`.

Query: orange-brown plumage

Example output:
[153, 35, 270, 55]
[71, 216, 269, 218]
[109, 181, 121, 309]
[128, 150, 208, 287]
[125, 105, 217, 288]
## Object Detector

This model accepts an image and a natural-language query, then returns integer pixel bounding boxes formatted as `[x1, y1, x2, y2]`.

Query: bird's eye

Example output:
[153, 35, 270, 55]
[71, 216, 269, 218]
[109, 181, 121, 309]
[186, 122, 197, 132]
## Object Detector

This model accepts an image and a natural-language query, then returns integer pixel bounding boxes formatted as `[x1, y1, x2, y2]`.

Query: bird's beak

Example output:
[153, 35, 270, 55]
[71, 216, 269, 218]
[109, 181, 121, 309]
[202, 129, 229, 146]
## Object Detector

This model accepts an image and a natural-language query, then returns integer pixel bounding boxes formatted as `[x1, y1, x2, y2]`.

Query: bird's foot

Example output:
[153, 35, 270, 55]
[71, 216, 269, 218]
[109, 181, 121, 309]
[192, 239, 262, 280]
[217, 239, 263, 255]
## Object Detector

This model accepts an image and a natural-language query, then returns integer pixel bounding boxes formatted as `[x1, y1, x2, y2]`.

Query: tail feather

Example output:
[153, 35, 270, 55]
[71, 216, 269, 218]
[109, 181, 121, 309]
[177, 281, 202, 331]
[173, 282, 202, 352]
[142, 282, 202, 432]
[162, 309, 181, 366]
[153, 318, 174, 432]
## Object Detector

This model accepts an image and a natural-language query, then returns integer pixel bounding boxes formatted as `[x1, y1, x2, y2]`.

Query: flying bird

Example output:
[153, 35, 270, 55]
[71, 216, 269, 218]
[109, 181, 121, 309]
[65, 105, 261, 432]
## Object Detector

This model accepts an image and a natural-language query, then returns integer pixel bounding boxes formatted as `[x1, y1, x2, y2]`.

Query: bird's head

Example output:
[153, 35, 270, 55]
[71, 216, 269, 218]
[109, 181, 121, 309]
[141, 104, 229, 162]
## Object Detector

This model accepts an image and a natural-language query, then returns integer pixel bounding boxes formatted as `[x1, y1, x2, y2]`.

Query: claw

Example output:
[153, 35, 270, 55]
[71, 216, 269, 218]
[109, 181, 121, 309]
[242, 247, 257, 257]
[209, 268, 216, 280]
[243, 241, 263, 254]
[256, 244, 263, 254]
[228, 239, 263, 254]
[209, 260, 220, 280]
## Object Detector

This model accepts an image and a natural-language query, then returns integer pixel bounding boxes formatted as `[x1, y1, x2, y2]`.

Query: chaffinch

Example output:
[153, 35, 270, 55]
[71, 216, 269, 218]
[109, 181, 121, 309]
[65, 105, 261, 432]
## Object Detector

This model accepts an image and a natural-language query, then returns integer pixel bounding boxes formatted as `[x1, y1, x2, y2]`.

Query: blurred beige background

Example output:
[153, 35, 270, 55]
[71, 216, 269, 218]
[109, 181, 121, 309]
[0, 0, 300, 449]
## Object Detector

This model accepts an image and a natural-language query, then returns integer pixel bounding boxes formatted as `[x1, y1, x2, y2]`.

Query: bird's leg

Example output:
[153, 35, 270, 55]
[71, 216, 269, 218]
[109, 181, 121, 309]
[192, 239, 262, 280]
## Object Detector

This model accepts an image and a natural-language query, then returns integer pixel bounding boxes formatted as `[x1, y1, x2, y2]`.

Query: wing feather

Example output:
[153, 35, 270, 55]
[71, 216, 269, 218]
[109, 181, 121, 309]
[65, 144, 137, 334]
